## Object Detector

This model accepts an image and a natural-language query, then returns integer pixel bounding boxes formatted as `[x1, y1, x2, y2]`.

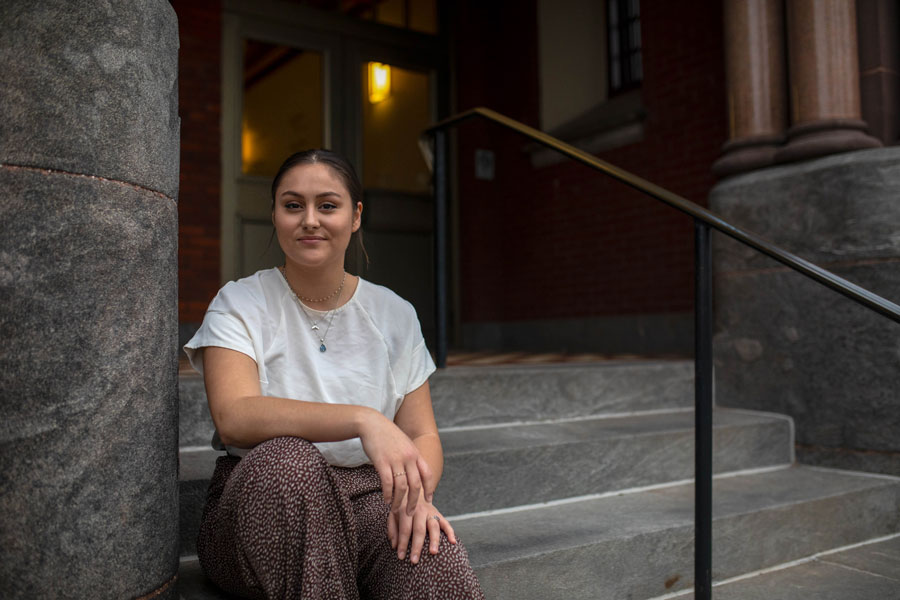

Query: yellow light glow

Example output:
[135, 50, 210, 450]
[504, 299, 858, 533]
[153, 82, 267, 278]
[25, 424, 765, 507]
[241, 119, 257, 173]
[368, 62, 391, 103]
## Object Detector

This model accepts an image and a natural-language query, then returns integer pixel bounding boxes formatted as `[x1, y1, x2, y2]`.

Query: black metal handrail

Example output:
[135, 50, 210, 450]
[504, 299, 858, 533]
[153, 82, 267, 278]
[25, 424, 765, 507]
[422, 107, 900, 600]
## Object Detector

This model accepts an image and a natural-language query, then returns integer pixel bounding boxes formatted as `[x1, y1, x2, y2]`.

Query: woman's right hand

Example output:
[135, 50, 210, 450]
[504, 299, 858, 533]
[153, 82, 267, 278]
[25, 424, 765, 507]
[358, 409, 435, 516]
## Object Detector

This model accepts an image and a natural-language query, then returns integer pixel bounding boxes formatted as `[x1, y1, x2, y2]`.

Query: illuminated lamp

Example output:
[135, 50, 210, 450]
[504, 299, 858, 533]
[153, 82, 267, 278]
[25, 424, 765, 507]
[241, 119, 258, 173]
[368, 62, 391, 103]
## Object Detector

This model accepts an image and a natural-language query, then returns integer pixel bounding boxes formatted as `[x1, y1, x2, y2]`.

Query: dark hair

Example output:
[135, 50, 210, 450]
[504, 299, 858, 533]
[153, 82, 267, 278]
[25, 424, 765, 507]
[270, 149, 368, 265]
[271, 149, 363, 209]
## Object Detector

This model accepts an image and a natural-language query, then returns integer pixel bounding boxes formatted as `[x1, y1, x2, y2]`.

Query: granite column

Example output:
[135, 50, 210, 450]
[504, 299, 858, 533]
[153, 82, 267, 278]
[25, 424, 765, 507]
[0, 1, 180, 598]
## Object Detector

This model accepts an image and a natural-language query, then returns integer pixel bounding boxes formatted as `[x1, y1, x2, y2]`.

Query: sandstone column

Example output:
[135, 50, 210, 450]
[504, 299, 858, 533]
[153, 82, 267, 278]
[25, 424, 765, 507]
[0, 1, 180, 599]
[713, 0, 788, 177]
[776, 0, 881, 163]
[857, 0, 900, 145]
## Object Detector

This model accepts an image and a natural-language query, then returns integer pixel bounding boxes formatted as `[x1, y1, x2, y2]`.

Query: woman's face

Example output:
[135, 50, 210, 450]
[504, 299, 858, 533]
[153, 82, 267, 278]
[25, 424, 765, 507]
[272, 163, 362, 271]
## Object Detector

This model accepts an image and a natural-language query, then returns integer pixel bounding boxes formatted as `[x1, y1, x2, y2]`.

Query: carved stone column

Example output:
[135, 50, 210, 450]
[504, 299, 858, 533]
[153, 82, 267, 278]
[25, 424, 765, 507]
[0, 1, 180, 598]
[776, 0, 881, 163]
[713, 0, 787, 177]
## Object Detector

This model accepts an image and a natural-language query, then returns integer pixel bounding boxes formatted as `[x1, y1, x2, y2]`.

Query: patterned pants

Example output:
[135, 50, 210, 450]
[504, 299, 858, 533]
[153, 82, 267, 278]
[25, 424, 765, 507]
[197, 436, 485, 599]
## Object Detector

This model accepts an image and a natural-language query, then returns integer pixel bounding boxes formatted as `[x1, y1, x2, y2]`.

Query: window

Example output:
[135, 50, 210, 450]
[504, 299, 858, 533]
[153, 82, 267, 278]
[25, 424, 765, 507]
[608, 0, 642, 94]
[537, 0, 608, 132]
[241, 40, 324, 177]
[533, 0, 645, 166]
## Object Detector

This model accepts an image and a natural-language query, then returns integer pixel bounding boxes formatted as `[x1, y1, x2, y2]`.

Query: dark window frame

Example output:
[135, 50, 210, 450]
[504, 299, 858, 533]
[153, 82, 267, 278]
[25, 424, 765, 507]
[608, 0, 642, 95]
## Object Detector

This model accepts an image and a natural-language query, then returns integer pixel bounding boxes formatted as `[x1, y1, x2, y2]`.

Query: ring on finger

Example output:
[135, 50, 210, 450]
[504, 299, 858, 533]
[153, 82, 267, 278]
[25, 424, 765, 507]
[393, 471, 406, 478]
[430, 515, 441, 522]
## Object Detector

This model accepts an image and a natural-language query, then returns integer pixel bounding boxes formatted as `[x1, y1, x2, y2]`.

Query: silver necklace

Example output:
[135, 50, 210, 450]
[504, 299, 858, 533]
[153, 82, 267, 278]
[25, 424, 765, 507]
[280, 268, 346, 353]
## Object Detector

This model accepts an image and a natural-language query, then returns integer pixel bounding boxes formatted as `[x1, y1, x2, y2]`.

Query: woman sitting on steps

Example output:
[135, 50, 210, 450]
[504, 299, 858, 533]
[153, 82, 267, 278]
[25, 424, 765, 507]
[184, 149, 484, 599]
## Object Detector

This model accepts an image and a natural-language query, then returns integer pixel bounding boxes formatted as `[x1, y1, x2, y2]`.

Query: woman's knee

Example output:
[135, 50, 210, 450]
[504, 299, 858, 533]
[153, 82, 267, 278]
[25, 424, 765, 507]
[242, 436, 325, 472]
[402, 535, 483, 597]
[422, 534, 473, 568]
[232, 436, 332, 500]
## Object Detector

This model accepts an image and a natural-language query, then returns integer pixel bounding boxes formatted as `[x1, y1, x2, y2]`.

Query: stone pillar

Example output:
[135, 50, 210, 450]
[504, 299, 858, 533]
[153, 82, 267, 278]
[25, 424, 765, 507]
[713, 0, 787, 177]
[0, 2, 180, 599]
[775, 0, 881, 163]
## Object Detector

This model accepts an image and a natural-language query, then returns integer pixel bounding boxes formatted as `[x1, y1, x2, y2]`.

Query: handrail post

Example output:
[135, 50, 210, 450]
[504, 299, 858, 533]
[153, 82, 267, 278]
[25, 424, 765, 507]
[695, 220, 713, 599]
[433, 129, 449, 368]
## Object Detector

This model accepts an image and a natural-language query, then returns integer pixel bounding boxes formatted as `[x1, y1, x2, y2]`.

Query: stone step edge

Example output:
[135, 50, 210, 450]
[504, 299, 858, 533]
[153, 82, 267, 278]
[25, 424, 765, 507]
[448, 463, 794, 522]
[179, 407, 791, 480]
[179, 405, 792, 448]
[174, 463, 796, 569]
[437, 406, 695, 433]
[458, 464, 900, 598]
[644, 531, 900, 600]
[178, 406, 699, 455]
[178, 466, 900, 600]
[450, 464, 900, 530]
[177, 532, 900, 599]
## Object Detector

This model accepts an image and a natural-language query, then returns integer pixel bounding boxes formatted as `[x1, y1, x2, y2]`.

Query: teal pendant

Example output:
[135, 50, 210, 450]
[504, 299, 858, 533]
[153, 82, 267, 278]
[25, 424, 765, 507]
[319, 344, 327, 352]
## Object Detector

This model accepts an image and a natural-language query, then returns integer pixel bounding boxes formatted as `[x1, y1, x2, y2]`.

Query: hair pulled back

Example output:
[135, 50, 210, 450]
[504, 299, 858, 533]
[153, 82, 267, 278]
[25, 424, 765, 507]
[270, 149, 367, 266]
[271, 149, 363, 209]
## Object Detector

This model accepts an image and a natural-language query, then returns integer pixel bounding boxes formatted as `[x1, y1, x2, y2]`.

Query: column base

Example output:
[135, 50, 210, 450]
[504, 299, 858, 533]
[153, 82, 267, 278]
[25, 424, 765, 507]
[710, 147, 900, 479]
[712, 134, 784, 178]
[774, 119, 882, 164]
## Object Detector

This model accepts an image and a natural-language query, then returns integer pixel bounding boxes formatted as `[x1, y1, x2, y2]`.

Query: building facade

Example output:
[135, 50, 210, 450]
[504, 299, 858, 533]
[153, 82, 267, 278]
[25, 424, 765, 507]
[172, 0, 900, 475]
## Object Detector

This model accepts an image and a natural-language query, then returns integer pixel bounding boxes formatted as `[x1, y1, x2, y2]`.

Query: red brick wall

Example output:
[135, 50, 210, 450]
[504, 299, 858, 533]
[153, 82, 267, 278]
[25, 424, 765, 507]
[171, 0, 223, 322]
[454, 0, 727, 322]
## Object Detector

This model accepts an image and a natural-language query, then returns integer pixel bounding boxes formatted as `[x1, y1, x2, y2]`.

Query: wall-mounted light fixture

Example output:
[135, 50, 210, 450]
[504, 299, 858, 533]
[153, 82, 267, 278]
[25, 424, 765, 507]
[241, 118, 257, 174]
[368, 62, 391, 103]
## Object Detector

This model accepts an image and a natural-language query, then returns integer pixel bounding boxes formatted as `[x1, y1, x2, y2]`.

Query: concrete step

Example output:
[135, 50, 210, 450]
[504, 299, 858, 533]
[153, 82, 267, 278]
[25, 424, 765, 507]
[179, 373, 209, 448]
[459, 466, 900, 600]
[177, 466, 900, 600]
[178, 360, 695, 447]
[438, 408, 791, 515]
[689, 535, 900, 600]
[178, 408, 793, 557]
[429, 360, 694, 427]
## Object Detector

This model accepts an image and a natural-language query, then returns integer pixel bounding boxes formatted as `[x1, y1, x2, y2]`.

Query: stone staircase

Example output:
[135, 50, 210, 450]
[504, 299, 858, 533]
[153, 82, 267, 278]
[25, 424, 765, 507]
[177, 360, 900, 599]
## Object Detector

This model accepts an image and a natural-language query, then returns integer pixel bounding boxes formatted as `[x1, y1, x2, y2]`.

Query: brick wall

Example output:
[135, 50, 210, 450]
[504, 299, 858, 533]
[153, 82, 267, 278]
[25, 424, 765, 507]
[170, 0, 726, 326]
[171, 0, 223, 323]
[454, 0, 727, 323]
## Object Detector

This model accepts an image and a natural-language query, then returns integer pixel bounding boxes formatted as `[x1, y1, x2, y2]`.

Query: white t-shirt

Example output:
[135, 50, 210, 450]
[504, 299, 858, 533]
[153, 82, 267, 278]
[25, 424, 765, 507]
[183, 268, 436, 467]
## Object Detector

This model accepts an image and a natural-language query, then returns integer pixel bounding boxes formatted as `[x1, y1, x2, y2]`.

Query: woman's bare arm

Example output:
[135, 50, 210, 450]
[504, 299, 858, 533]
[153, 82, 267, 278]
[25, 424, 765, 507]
[393, 381, 443, 490]
[388, 381, 458, 563]
[203, 345, 369, 447]
[201, 345, 434, 514]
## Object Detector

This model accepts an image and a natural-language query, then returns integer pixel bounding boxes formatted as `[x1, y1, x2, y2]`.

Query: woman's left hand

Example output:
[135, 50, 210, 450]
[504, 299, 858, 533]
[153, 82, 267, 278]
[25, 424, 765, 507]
[387, 488, 457, 564]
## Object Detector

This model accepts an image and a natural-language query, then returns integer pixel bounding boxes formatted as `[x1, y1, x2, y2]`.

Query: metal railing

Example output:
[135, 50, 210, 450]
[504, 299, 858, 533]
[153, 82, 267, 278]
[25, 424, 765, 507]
[422, 107, 900, 599]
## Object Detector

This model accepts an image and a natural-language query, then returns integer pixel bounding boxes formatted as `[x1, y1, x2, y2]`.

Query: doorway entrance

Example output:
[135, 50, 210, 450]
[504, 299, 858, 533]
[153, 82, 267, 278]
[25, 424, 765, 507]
[221, 1, 444, 341]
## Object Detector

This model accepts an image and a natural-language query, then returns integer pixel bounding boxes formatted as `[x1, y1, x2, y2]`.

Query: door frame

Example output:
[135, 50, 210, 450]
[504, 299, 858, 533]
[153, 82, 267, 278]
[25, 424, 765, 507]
[221, 0, 447, 285]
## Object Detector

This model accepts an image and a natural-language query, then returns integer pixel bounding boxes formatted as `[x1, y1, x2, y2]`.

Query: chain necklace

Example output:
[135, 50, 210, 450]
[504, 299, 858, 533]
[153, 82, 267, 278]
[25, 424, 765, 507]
[279, 267, 346, 353]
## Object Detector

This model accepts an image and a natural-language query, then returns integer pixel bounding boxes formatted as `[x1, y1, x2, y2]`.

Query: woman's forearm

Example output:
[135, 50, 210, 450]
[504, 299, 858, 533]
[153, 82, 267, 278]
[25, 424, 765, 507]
[214, 393, 381, 448]
[410, 431, 443, 484]
[203, 345, 387, 448]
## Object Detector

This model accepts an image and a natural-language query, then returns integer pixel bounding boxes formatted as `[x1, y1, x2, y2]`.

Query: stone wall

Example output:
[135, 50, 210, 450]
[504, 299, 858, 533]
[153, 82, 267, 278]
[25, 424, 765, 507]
[710, 147, 900, 477]
[0, 1, 180, 598]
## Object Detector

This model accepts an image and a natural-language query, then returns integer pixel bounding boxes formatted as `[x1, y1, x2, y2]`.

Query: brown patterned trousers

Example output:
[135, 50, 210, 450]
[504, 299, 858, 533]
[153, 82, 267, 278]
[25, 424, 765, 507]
[197, 436, 485, 599]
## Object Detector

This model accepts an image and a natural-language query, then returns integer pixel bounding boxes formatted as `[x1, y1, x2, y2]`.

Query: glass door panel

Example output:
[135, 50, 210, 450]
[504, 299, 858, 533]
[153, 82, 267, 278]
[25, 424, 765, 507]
[358, 61, 436, 341]
[361, 63, 432, 193]
[242, 40, 324, 176]
[236, 39, 327, 278]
